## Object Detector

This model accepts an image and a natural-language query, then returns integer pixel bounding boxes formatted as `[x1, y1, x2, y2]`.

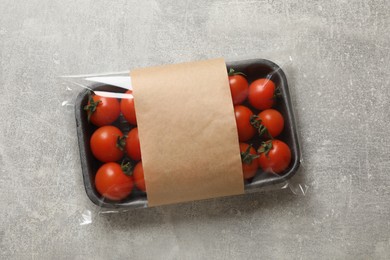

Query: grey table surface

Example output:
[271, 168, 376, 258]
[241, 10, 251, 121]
[1, 0, 389, 259]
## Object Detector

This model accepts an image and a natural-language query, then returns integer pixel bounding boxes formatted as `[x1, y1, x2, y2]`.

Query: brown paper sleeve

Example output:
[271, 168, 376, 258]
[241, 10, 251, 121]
[131, 58, 244, 206]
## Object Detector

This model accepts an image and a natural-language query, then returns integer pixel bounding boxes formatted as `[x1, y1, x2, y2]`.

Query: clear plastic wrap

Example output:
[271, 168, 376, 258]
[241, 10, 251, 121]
[62, 57, 306, 217]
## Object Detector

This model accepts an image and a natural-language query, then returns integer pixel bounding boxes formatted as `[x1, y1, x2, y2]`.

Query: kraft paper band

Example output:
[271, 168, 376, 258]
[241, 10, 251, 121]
[131, 58, 244, 206]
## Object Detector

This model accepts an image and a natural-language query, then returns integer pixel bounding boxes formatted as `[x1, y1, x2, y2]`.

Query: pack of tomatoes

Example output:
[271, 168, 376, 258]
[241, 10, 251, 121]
[74, 59, 301, 208]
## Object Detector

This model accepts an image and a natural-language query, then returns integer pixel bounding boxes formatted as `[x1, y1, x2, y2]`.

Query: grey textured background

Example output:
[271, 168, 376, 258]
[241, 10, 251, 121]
[1, 0, 389, 259]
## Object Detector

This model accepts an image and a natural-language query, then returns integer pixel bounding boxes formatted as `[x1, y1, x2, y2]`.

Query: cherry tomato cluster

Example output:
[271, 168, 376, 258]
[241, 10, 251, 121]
[84, 90, 145, 201]
[228, 68, 292, 180]
[85, 69, 292, 201]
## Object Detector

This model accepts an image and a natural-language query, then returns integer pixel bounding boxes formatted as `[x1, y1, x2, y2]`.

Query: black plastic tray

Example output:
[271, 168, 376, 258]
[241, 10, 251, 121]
[75, 59, 301, 208]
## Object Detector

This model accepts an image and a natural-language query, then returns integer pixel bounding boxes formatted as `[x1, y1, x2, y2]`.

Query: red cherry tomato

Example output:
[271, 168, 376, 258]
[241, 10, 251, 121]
[120, 90, 137, 125]
[258, 140, 291, 174]
[84, 94, 120, 126]
[228, 70, 248, 105]
[240, 143, 259, 179]
[95, 162, 134, 201]
[248, 78, 276, 110]
[133, 161, 146, 192]
[234, 105, 256, 142]
[90, 126, 125, 163]
[256, 109, 284, 138]
[126, 128, 141, 161]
